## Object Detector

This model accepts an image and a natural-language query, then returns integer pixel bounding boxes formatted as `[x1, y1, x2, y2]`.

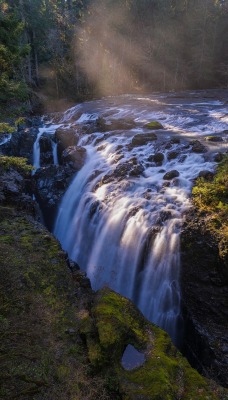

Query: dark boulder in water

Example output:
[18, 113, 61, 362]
[163, 170, 180, 180]
[61, 146, 86, 170]
[190, 140, 207, 153]
[132, 133, 157, 146]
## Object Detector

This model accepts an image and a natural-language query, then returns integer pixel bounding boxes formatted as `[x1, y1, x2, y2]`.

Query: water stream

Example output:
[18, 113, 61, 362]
[37, 91, 227, 344]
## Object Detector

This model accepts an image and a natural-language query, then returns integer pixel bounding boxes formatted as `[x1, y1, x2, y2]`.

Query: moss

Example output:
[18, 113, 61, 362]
[0, 155, 33, 174]
[90, 287, 228, 400]
[192, 154, 228, 259]
[144, 121, 164, 130]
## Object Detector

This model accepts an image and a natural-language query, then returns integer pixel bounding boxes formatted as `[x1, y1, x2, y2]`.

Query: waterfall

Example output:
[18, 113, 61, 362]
[52, 140, 58, 165]
[53, 93, 227, 343]
[33, 124, 61, 170]
[33, 127, 45, 170]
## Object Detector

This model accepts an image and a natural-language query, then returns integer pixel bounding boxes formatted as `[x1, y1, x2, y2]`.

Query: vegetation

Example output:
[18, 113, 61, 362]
[0, 122, 15, 134]
[192, 154, 228, 259]
[0, 155, 33, 174]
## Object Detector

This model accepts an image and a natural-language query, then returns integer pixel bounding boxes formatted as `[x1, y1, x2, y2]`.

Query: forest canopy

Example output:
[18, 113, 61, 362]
[0, 0, 228, 108]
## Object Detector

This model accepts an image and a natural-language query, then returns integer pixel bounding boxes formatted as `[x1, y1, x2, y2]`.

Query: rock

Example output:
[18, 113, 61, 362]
[55, 127, 79, 159]
[61, 146, 86, 170]
[0, 158, 34, 213]
[144, 121, 164, 129]
[206, 136, 224, 142]
[148, 152, 164, 164]
[132, 133, 157, 146]
[8, 127, 39, 163]
[97, 117, 136, 131]
[198, 170, 214, 180]
[167, 151, 179, 160]
[39, 134, 54, 166]
[33, 165, 76, 230]
[214, 153, 224, 162]
[163, 170, 179, 180]
[190, 140, 207, 153]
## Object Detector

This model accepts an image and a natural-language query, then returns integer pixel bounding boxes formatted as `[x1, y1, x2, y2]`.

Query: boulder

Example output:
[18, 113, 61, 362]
[55, 127, 79, 159]
[198, 170, 214, 180]
[97, 117, 136, 132]
[190, 140, 207, 153]
[206, 136, 224, 142]
[132, 133, 157, 146]
[167, 151, 179, 160]
[61, 146, 86, 170]
[163, 170, 179, 180]
[148, 152, 164, 164]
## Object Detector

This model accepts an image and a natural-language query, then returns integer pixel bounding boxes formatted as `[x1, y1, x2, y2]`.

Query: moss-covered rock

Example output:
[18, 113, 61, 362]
[144, 121, 164, 130]
[0, 207, 110, 400]
[87, 287, 228, 400]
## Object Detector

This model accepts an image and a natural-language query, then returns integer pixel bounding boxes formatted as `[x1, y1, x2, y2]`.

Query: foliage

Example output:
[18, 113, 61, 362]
[0, 122, 14, 134]
[0, 2, 29, 103]
[1, 0, 228, 107]
[192, 154, 228, 258]
[0, 155, 33, 174]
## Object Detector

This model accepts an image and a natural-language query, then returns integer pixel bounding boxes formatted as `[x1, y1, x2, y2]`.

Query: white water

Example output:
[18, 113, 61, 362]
[52, 92, 228, 343]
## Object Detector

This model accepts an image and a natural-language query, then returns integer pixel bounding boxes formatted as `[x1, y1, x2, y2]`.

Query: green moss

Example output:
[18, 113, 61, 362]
[144, 121, 164, 130]
[0, 155, 33, 174]
[192, 154, 228, 259]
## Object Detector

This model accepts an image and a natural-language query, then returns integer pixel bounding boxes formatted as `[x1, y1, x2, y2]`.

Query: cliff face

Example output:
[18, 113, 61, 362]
[0, 156, 228, 399]
[181, 212, 228, 388]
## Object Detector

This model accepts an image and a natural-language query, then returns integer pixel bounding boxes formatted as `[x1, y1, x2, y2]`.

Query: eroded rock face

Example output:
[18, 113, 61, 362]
[181, 211, 228, 388]
[33, 165, 76, 230]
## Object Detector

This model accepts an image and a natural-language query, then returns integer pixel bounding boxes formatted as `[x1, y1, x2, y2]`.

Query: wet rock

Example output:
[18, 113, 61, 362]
[198, 170, 214, 180]
[214, 153, 224, 162]
[132, 133, 157, 146]
[167, 151, 179, 160]
[148, 152, 164, 164]
[97, 117, 136, 132]
[206, 136, 223, 142]
[39, 134, 54, 166]
[61, 146, 86, 170]
[190, 140, 207, 153]
[8, 127, 39, 163]
[33, 165, 76, 230]
[55, 127, 79, 159]
[163, 170, 179, 180]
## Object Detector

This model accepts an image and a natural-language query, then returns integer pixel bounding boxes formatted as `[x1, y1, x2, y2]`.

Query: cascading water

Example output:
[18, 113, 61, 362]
[53, 92, 227, 344]
[33, 124, 61, 170]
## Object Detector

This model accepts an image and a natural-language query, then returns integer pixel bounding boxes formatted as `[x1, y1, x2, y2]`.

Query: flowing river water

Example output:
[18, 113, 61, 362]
[35, 90, 228, 344]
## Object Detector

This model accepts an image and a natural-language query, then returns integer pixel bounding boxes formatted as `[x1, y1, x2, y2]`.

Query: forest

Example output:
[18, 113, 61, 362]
[0, 0, 228, 113]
